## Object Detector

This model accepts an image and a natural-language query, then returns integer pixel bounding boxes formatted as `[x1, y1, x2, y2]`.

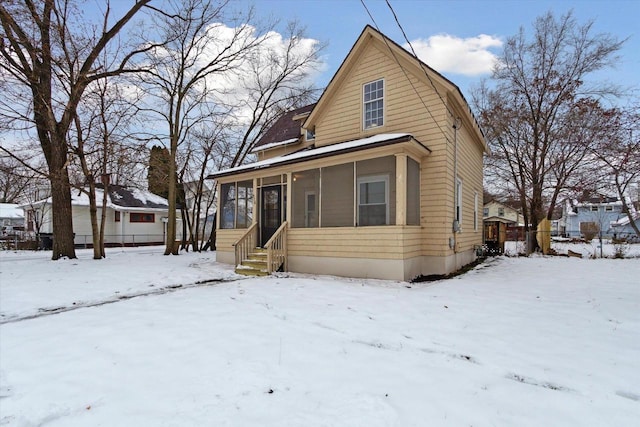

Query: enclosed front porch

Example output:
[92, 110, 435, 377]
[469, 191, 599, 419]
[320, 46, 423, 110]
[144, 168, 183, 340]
[212, 135, 430, 279]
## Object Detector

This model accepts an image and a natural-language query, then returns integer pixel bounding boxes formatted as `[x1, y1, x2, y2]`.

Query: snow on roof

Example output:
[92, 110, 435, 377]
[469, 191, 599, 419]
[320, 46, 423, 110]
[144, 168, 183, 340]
[575, 200, 622, 207]
[22, 187, 170, 211]
[211, 133, 420, 178]
[129, 188, 170, 208]
[249, 138, 299, 154]
[0, 203, 24, 219]
[611, 212, 640, 227]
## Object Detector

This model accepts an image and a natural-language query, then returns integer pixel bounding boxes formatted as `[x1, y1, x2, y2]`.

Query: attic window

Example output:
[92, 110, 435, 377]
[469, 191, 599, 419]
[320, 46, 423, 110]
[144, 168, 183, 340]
[363, 79, 384, 129]
[306, 128, 315, 141]
[590, 206, 598, 212]
[605, 205, 613, 212]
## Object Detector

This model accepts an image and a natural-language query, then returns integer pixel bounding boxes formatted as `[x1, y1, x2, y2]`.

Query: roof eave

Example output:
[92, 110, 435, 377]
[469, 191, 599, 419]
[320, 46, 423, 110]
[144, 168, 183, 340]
[209, 135, 428, 180]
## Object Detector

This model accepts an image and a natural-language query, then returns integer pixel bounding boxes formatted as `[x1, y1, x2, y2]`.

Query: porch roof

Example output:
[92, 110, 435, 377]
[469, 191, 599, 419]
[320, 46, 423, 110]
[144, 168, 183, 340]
[209, 133, 429, 179]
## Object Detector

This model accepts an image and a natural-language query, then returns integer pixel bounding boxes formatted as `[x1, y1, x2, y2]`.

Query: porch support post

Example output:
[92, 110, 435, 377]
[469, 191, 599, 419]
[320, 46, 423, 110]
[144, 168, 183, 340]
[252, 178, 258, 225]
[395, 154, 407, 226]
[216, 182, 221, 230]
[286, 172, 292, 227]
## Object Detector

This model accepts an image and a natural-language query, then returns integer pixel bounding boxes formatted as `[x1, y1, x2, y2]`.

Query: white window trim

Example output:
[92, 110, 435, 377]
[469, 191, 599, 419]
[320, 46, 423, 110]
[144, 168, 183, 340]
[363, 79, 384, 130]
[357, 174, 389, 226]
[305, 128, 315, 141]
[304, 190, 316, 228]
[474, 192, 478, 231]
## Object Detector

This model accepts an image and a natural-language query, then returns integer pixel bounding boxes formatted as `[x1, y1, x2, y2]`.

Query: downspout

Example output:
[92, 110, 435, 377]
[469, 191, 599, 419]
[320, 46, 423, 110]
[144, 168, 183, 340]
[451, 117, 461, 253]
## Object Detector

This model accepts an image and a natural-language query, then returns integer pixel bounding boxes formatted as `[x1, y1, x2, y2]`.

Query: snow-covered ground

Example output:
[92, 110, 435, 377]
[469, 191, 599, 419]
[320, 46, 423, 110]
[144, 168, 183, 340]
[1, 247, 639, 426]
[505, 238, 640, 258]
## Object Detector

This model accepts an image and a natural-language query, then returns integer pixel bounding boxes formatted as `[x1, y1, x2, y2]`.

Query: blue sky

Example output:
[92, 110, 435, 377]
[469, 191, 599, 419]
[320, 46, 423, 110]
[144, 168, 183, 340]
[235, 0, 640, 103]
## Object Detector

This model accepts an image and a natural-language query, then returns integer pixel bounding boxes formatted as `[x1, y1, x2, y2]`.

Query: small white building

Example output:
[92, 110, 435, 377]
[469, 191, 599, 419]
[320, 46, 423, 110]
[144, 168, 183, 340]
[0, 203, 25, 234]
[22, 185, 180, 247]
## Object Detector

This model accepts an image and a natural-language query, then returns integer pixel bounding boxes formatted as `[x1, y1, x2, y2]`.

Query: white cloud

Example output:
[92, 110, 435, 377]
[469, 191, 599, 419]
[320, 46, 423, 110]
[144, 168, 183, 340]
[404, 34, 502, 76]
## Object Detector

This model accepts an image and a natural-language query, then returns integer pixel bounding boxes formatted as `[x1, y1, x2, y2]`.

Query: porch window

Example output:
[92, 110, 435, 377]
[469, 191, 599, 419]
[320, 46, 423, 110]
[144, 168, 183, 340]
[321, 163, 354, 227]
[130, 213, 154, 223]
[358, 175, 388, 226]
[356, 156, 396, 226]
[406, 157, 420, 225]
[236, 180, 253, 228]
[292, 169, 319, 228]
[363, 79, 384, 129]
[220, 181, 254, 229]
[220, 183, 236, 229]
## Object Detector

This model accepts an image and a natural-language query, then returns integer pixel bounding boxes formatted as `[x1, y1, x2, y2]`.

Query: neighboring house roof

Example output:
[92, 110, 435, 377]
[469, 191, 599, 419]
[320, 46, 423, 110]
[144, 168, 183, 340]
[0, 203, 24, 219]
[251, 103, 316, 152]
[611, 211, 640, 227]
[210, 133, 429, 179]
[22, 186, 170, 212]
[574, 198, 621, 207]
[484, 216, 516, 224]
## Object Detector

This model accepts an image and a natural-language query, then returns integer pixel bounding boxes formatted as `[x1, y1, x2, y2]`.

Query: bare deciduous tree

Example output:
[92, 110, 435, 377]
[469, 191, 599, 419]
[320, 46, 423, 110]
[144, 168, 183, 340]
[138, 0, 265, 255]
[591, 105, 640, 237]
[473, 11, 625, 250]
[175, 21, 323, 252]
[0, 0, 150, 259]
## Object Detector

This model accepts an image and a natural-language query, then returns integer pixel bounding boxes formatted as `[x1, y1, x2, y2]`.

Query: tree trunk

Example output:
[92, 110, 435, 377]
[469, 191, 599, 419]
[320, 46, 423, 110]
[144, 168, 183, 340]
[202, 212, 217, 252]
[164, 141, 178, 255]
[49, 145, 76, 260]
[86, 179, 102, 259]
[99, 182, 108, 258]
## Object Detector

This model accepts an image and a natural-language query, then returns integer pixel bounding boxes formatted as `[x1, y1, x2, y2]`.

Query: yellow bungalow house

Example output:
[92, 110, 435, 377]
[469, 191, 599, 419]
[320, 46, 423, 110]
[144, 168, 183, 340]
[209, 26, 488, 281]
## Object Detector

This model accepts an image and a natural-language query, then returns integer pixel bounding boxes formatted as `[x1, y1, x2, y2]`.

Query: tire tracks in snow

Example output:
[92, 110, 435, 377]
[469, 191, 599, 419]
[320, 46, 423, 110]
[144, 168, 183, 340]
[0, 277, 244, 325]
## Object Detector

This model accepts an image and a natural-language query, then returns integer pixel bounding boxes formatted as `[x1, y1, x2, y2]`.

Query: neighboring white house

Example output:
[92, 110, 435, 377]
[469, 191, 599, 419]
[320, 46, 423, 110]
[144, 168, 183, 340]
[21, 185, 180, 247]
[0, 203, 25, 234]
[483, 200, 524, 225]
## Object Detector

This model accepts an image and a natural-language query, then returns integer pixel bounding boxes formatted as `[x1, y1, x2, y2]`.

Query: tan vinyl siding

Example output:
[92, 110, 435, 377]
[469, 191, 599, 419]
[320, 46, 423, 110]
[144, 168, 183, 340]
[288, 226, 421, 260]
[314, 41, 449, 150]
[217, 27, 487, 277]
[216, 229, 251, 254]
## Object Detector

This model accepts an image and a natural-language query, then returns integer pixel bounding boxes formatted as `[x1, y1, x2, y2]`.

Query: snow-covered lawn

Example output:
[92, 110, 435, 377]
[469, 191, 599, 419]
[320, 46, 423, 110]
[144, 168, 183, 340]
[1, 248, 639, 426]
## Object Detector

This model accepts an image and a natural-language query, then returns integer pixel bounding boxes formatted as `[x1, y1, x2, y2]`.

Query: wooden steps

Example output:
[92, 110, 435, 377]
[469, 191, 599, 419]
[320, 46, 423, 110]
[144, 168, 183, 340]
[235, 248, 269, 276]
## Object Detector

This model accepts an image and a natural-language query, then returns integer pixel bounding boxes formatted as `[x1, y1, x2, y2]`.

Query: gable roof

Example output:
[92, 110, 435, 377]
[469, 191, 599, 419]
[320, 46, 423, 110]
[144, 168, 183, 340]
[304, 25, 487, 153]
[0, 203, 24, 219]
[23, 185, 169, 212]
[252, 103, 316, 152]
[105, 185, 169, 209]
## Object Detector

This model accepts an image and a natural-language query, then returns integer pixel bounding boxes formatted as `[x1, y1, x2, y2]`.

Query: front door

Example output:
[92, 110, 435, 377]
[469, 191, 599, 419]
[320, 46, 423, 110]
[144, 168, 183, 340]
[261, 185, 282, 246]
